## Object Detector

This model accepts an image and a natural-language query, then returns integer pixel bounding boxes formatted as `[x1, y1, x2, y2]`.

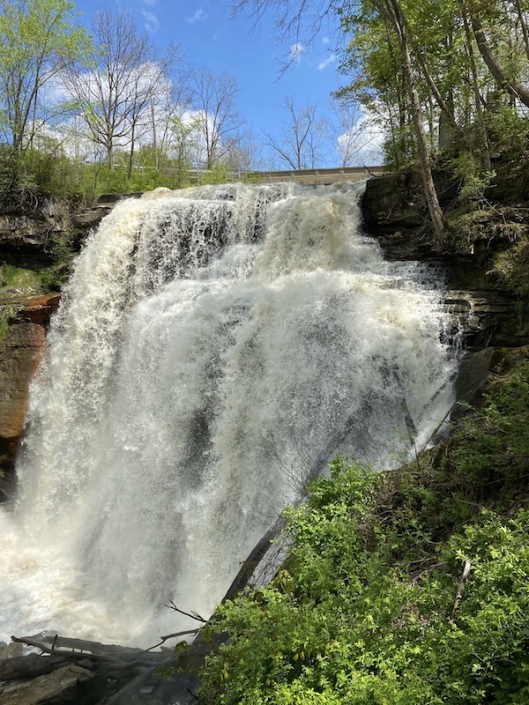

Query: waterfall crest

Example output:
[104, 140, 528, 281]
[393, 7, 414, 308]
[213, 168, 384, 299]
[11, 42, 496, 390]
[0, 182, 456, 645]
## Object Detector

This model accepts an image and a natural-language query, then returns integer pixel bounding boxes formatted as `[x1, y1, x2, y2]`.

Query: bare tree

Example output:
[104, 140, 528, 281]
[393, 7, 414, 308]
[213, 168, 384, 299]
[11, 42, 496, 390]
[231, 0, 341, 68]
[220, 128, 266, 175]
[61, 7, 182, 170]
[190, 68, 243, 169]
[149, 66, 193, 171]
[265, 97, 330, 169]
[332, 99, 384, 166]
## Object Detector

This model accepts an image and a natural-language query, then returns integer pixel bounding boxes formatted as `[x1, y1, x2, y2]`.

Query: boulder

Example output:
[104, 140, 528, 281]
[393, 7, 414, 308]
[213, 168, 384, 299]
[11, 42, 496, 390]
[0, 664, 103, 705]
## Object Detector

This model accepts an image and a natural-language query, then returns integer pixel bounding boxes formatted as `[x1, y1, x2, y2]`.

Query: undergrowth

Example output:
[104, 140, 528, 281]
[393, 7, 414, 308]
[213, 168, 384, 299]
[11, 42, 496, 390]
[0, 262, 66, 300]
[199, 359, 529, 704]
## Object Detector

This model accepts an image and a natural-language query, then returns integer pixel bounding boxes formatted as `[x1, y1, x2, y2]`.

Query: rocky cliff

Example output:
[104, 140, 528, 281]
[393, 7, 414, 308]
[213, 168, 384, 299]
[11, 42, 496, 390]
[362, 172, 529, 351]
[0, 194, 137, 502]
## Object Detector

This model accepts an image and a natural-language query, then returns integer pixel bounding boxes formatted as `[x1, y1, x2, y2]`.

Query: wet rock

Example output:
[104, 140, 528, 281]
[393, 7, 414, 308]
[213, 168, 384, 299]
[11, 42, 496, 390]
[0, 664, 103, 705]
[72, 195, 140, 231]
[71, 205, 114, 230]
[443, 289, 529, 350]
[0, 642, 35, 659]
[0, 294, 60, 500]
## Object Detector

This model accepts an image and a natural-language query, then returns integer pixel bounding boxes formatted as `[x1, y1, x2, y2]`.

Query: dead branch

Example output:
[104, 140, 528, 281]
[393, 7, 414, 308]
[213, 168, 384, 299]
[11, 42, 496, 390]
[187, 688, 210, 704]
[165, 600, 207, 623]
[144, 629, 200, 652]
[0, 654, 71, 682]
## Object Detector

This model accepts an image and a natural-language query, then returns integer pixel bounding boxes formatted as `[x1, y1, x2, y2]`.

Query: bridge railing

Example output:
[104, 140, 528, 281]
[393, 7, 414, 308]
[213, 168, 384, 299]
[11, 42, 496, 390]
[239, 166, 385, 185]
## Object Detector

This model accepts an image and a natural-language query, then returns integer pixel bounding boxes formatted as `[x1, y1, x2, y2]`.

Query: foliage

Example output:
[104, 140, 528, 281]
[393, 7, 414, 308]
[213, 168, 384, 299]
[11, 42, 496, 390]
[446, 152, 496, 204]
[0, 262, 66, 299]
[335, 0, 529, 178]
[200, 360, 529, 704]
[491, 235, 529, 298]
[0, 264, 47, 298]
[486, 107, 529, 167]
[0, 0, 90, 155]
[0, 303, 16, 342]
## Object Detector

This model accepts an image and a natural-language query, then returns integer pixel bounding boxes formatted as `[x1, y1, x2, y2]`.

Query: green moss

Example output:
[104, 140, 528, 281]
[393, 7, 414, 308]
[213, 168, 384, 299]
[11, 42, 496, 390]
[0, 304, 16, 342]
[0, 262, 67, 301]
[0, 264, 46, 299]
[490, 234, 529, 298]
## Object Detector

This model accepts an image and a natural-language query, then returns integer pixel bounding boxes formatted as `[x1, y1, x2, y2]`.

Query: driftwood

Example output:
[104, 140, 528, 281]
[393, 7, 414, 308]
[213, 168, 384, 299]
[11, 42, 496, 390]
[4, 633, 170, 686]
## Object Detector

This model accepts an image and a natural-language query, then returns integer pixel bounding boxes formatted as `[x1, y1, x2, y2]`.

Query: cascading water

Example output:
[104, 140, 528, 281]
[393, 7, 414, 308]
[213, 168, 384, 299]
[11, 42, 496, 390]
[0, 181, 457, 646]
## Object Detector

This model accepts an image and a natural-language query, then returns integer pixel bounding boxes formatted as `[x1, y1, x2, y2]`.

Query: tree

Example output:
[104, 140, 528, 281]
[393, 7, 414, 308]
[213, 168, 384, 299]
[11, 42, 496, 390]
[265, 97, 330, 169]
[370, 0, 449, 247]
[465, 0, 529, 108]
[169, 113, 203, 185]
[332, 98, 383, 166]
[62, 7, 182, 170]
[148, 67, 193, 173]
[190, 68, 243, 169]
[0, 0, 89, 156]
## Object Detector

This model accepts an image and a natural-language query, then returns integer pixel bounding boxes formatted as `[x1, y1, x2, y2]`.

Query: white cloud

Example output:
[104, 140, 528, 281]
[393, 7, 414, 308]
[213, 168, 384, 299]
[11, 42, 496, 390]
[186, 9, 206, 23]
[141, 0, 157, 6]
[142, 9, 160, 32]
[318, 54, 336, 70]
[322, 37, 330, 45]
[290, 42, 305, 63]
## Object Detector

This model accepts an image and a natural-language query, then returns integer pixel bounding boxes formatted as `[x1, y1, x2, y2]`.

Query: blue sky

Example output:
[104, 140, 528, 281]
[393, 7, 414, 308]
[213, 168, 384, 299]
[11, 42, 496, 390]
[71, 0, 358, 167]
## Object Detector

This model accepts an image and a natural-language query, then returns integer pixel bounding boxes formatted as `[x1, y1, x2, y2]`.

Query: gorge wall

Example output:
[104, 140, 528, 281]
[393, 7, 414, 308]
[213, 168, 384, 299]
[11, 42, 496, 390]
[362, 172, 529, 351]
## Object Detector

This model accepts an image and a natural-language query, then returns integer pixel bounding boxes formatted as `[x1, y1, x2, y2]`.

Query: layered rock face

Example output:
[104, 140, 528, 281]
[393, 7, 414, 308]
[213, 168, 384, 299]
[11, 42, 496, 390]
[0, 201, 70, 269]
[362, 174, 529, 351]
[0, 194, 135, 503]
[0, 295, 60, 501]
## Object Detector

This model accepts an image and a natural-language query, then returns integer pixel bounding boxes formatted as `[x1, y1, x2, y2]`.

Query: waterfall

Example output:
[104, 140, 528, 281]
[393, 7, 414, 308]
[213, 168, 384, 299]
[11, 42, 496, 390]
[0, 182, 456, 646]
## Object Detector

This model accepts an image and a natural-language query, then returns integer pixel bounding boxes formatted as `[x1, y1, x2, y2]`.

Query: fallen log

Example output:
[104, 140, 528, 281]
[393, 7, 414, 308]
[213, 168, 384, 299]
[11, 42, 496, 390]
[9, 635, 167, 672]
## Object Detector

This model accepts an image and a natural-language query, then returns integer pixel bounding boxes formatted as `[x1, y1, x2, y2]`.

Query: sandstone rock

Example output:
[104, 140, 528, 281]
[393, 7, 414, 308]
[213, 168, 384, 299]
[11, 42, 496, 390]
[0, 294, 60, 500]
[71, 205, 114, 230]
[0, 199, 72, 268]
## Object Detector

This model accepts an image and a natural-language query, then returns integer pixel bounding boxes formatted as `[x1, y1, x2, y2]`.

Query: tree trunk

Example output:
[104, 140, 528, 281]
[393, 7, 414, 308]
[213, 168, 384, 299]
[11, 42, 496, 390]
[376, 0, 449, 249]
[460, 3, 491, 169]
[151, 102, 159, 170]
[513, 0, 529, 62]
[128, 123, 136, 179]
[469, 8, 529, 108]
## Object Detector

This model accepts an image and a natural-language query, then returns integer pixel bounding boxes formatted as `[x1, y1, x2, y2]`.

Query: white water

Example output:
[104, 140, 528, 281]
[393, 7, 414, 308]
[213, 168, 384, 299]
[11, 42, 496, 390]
[0, 182, 456, 646]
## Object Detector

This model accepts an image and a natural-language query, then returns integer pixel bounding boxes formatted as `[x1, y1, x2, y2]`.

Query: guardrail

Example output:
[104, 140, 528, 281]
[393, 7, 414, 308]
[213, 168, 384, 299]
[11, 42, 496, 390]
[256, 166, 385, 185]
